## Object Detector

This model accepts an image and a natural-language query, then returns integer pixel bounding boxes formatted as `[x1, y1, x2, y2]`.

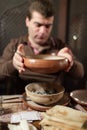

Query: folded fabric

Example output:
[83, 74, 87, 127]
[8, 119, 37, 130]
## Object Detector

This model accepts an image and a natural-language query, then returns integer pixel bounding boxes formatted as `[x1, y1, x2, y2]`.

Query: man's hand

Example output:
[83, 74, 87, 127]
[13, 44, 25, 73]
[57, 47, 74, 71]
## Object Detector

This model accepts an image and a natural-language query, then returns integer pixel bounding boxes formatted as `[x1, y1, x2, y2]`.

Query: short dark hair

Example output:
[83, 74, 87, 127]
[27, 0, 55, 19]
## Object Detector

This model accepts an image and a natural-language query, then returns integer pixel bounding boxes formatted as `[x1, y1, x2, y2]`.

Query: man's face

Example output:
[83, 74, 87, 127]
[26, 11, 54, 45]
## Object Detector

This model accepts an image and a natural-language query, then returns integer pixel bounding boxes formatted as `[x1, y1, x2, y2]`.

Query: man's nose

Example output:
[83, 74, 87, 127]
[40, 26, 47, 33]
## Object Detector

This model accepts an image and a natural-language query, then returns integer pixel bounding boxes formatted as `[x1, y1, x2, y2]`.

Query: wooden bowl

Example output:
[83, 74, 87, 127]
[70, 89, 87, 106]
[23, 55, 69, 74]
[25, 82, 65, 105]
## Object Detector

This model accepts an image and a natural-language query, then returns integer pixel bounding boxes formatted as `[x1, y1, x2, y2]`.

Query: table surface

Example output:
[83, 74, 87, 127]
[0, 94, 87, 130]
[0, 95, 41, 130]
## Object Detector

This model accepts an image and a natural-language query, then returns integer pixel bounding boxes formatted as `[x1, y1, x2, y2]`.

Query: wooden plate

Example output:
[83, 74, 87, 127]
[22, 93, 70, 111]
[70, 89, 87, 106]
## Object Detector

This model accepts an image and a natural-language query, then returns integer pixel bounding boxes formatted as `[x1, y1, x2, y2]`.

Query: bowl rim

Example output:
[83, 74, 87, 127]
[70, 89, 87, 106]
[24, 55, 67, 61]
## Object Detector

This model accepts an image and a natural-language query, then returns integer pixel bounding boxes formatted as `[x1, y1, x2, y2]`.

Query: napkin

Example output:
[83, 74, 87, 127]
[8, 119, 37, 130]
[11, 111, 41, 123]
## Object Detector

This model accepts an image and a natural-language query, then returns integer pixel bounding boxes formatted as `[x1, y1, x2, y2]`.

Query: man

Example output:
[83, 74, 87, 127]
[0, 0, 84, 94]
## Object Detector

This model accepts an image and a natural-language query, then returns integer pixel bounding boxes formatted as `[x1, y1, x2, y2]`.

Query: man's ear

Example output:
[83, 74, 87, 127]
[25, 17, 29, 27]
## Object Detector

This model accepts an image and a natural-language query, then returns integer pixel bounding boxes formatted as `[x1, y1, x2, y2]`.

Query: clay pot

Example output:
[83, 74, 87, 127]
[23, 55, 69, 74]
[25, 82, 65, 105]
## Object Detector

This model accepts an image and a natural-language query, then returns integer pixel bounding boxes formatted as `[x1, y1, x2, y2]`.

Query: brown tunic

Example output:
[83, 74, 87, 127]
[0, 35, 84, 93]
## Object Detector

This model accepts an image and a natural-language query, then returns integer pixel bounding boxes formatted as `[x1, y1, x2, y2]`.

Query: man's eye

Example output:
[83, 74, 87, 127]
[45, 25, 51, 28]
[36, 24, 41, 27]
[35, 23, 52, 28]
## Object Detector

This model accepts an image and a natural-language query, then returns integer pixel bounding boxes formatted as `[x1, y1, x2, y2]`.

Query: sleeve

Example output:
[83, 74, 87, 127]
[0, 39, 18, 79]
[55, 38, 84, 79]
[67, 60, 84, 79]
[56, 38, 84, 79]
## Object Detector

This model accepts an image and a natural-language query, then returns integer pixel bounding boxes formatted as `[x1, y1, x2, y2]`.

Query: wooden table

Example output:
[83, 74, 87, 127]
[0, 95, 41, 130]
[0, 94, 87, 130]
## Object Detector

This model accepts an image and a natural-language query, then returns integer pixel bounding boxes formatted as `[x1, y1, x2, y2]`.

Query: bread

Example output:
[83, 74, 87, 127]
[42, 125, 60, 130]
[40, 105, 87, 130]
[46, 105, 87, 122]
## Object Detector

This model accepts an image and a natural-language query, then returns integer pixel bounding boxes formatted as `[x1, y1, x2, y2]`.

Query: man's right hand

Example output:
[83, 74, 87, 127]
[13, 44, 25, 73]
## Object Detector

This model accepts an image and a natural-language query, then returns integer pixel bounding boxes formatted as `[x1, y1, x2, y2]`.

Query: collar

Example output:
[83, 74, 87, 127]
[28, 40, 50, 55]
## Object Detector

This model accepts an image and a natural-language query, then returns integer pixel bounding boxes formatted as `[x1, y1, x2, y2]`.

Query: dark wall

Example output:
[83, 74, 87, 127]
[0, 0, 30, 55]
[67, 0, 87, 88]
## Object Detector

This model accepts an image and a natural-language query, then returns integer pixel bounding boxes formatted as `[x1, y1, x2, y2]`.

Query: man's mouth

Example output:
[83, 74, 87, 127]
[37, 36, 45, 39]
